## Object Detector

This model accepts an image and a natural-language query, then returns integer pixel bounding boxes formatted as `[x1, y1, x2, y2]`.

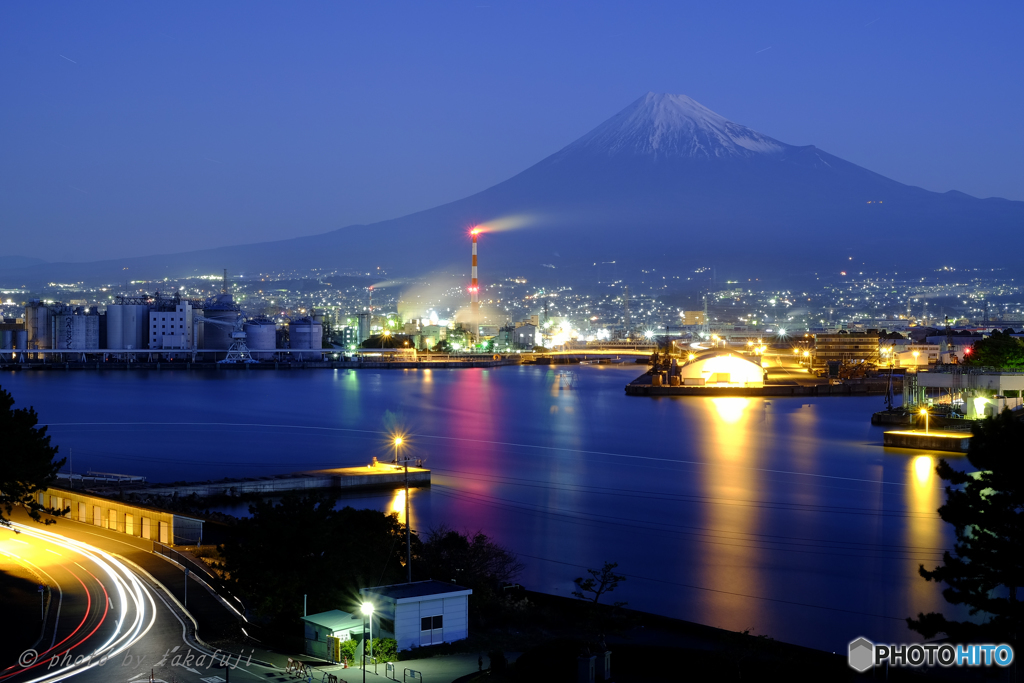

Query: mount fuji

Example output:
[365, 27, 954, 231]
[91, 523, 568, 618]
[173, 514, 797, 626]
[4, 93, 1023, 285]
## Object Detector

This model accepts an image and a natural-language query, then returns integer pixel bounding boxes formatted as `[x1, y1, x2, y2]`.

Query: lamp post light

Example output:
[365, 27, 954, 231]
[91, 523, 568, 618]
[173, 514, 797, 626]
[361, 601, 374, 683]
[920, 407, 930, 434]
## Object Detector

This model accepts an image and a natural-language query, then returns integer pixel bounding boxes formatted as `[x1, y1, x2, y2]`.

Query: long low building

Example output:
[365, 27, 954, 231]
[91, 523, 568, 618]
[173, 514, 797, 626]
[38, 487, 204, 545]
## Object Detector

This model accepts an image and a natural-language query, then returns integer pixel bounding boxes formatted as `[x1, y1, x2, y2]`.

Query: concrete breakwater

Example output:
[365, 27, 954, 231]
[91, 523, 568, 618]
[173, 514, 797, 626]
[626, 380, 893, 397]
[95, 465, 431, 500]
[0, 358, 519, 371]
[883, 429, 972, 453]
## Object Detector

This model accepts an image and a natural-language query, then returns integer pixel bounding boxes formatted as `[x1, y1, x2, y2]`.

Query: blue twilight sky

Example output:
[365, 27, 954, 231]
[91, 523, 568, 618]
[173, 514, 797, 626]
[1, 2, 1022, 262]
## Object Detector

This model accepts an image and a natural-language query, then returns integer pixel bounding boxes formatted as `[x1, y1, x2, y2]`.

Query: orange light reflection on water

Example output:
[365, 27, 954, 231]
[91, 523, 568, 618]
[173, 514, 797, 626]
[906, 455, 942, 613]
[697, 397, 761, 630]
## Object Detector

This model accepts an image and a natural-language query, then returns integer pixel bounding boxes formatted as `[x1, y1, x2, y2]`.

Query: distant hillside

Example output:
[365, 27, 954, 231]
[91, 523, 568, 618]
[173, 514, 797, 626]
[3, 93, 1021, 287]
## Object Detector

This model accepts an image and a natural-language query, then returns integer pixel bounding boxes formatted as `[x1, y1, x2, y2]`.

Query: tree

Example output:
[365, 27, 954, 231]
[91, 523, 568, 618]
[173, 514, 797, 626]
[221, 493, 409, 622]
[0, 386, 67, 527]
[417, 524, 523, 590]
[965, 330, 1024, 368]
[573, 562, 627, 608]
[908, 408, 1023, 643]
[432, 339, 452, 353]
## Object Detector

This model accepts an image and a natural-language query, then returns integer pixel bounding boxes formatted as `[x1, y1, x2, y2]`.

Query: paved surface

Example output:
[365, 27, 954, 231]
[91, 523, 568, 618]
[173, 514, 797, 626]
[3, 511, 487, 683]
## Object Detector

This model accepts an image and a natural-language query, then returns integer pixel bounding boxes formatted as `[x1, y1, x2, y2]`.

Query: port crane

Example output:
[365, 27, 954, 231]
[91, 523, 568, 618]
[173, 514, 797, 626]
[200, 315, 255, 363]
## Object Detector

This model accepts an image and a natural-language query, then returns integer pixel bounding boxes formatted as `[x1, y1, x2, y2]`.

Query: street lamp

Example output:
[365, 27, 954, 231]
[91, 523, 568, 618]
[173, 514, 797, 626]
[361, 601, 374, 682]
[920, 407, 929, 434]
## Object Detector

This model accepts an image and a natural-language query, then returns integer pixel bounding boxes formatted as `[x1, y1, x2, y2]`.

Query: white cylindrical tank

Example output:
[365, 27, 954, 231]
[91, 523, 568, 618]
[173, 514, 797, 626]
[243, 319, 277, 360]
[106, 305, 124, 349]
[290, 322, 311, 360]
[288, 318, 323, 361]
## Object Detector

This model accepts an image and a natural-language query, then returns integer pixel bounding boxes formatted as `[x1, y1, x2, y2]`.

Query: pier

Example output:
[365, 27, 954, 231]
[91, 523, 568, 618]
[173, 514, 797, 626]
[883, 429, 972, 453]
[625, 375, 893, 397]
[86, 464, 430, 499]
[0, 357, 518, 371]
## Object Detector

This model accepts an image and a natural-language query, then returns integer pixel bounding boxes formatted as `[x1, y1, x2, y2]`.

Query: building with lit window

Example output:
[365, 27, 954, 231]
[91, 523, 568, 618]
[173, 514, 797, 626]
[812, 331, 879, 369]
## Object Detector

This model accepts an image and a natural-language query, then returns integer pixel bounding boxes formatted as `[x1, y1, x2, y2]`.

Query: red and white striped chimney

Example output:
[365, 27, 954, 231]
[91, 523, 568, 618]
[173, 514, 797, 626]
[470, 229, 480, 337]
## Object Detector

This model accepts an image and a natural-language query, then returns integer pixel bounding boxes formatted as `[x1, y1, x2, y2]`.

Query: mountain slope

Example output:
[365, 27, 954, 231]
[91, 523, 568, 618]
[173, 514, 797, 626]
[3, 93, 1022, 286]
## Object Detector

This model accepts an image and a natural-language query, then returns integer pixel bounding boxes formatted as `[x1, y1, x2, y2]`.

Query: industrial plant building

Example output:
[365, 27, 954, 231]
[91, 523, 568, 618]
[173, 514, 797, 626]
[6, 290, 326, 362]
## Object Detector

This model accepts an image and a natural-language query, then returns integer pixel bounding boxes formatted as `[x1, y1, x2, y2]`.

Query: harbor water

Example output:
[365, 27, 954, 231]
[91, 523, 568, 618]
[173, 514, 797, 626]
[0, 366, 966, 652]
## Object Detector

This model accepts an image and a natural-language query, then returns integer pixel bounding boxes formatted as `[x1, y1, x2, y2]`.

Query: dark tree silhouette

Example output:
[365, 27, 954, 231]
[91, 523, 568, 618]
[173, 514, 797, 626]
[0, 386, 67, 527]
[908, 408, 1023, 643]
[573, 561, 627, 608]
[221, 493, 408, 620]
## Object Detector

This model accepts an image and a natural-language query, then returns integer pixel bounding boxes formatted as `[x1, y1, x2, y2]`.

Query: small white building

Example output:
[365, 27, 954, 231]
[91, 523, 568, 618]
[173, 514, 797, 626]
[360, 580, 472, 651]
[300, 610, 363, 662]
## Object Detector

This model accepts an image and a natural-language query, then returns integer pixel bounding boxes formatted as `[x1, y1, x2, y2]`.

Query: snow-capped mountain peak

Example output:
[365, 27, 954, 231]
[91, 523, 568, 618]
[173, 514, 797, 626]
[563, 92, 786, 159]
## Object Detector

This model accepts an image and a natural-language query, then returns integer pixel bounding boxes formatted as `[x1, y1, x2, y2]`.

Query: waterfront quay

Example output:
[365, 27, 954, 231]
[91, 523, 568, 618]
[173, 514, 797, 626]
[0, 357, 519, 371]
[83, 464, 430, 501]
[883, 429, 972, 453]
[625, 374, 893, 397]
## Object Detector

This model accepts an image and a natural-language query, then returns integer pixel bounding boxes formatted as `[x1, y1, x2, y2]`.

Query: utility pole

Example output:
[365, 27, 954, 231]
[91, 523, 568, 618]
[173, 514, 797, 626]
[405, 462, 412, 583]
[394, 437, 412, 583]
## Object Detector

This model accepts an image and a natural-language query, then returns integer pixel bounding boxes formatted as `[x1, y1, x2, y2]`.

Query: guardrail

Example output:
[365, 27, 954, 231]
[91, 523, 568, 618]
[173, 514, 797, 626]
[403, 668, 423, 682]
[153, 542, 246, 616]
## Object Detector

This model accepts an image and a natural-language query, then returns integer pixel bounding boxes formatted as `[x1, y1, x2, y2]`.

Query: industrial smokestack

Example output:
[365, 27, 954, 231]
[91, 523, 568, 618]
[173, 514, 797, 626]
[471, 229, 480, 339]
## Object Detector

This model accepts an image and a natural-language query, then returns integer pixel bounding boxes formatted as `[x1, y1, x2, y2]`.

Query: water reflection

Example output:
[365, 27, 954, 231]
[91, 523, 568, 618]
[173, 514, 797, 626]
[906, 455, 942, 615]
[698, 397, 761, 630]
[711, 397, 750, 424]
[391, 488, 408, 526]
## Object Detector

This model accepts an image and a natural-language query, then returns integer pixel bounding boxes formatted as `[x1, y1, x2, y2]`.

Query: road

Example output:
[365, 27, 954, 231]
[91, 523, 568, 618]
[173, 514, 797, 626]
[0, 520, 272, 683]
[1, 511, 491, 682]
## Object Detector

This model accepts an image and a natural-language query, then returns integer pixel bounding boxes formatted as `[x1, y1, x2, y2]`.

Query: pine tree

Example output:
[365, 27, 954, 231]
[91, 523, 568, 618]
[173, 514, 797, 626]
[908, 408, 1023, 642]
[0, 386, 67, 527]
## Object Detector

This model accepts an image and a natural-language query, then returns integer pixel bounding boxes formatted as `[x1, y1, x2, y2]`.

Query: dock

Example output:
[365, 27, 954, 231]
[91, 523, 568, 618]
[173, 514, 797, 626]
[883, 429, 972, 453]
[89, 464, 430, 499]
[625, 380, 893, 397]
[0, 358, 518, 371]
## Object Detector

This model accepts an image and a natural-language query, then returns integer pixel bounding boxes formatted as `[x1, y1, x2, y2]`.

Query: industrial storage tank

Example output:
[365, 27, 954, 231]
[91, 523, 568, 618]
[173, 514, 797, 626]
[24, 301, 52, 350]
[1, 330, 11, 348]
[106, 305, 124, 349]
[288, 318, 322, 361]
[15, 330, 27, 351]
[243, 318, 277, 360]
[113, 304, 151, 350]
[202, 294, 239, 360]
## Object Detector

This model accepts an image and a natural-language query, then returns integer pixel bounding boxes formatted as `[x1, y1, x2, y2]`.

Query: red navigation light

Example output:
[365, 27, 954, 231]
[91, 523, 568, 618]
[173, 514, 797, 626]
[964, 347, 972, 355]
